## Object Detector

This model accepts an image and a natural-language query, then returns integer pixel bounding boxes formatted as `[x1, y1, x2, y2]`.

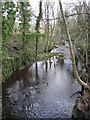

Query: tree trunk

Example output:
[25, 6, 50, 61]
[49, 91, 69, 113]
[87, 1, 90, 82]
[58, 0, 90, 90]
[35, 0, 42, 58]
[20, 2, 26, 65]
[36, 36, 38, 57]
[44, 1, 50, 53]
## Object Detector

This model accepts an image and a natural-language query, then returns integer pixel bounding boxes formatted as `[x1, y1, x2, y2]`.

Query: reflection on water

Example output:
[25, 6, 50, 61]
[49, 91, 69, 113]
[2, 44, 81, 119]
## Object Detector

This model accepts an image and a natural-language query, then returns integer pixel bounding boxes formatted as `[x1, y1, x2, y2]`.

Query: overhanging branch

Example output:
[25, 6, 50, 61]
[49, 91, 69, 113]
[32, 12, 88, 21]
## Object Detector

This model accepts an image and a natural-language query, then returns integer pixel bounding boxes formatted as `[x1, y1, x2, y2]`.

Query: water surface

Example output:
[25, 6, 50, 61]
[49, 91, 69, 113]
[2, 45, 81, 119]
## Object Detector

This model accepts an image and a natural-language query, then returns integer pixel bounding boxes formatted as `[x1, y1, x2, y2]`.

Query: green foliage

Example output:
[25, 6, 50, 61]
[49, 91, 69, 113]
[1, 1, 31, 79]
[18, 2, 31, 33]
[37, 52, 59, 60]
[16, 2, 32, 65]
[2, 2, 17, 79]
[35, 0, 43, 57]
[2, 1, 16, 52]
[2, 2, 16, 35]
[35, 1, 42, 32]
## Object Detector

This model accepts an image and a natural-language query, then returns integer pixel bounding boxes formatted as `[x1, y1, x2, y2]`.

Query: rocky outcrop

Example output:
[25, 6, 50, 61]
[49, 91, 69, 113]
[72, 90, 90, 119]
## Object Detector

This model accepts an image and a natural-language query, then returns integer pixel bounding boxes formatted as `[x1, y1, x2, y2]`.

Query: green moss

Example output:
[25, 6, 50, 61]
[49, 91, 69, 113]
[58, 54, 65, 60]
[72, 105, 78, 118]
[59, 54, 64, 57]
[37, 52, 59, 60]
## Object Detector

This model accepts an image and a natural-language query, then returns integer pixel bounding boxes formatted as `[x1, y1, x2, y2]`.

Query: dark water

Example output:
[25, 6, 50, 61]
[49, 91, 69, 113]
[2, 44, 81, 119]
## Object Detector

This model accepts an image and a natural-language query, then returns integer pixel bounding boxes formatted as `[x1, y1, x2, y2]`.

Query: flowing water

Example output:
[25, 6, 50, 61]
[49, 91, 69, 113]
[2, 44, 81, 119]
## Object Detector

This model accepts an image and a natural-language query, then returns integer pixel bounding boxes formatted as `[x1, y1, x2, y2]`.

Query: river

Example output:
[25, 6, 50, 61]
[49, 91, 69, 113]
[2, 44, 81, 119]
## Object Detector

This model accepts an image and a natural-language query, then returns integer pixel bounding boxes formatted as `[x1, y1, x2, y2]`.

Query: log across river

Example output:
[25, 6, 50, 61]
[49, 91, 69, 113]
[2, 43, 81, 119]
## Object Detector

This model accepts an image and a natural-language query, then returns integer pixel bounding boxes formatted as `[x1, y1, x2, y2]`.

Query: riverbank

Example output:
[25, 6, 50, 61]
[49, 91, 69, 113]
[2, 46, 81, 119]
[72, 89, 90, 119]
[2, 44, 89, 119]
[2, 51, 59, 81]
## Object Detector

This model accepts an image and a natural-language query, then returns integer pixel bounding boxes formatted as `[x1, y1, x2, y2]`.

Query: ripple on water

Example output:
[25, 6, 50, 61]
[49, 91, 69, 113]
[2, 44, 81, 119]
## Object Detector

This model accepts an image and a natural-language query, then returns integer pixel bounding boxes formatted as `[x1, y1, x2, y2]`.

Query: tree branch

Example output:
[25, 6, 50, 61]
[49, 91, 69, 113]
[32, 12, 88, 21]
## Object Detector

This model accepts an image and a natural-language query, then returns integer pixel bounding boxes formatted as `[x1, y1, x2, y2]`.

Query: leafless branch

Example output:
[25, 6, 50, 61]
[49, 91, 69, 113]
[32, 12, 88, 21]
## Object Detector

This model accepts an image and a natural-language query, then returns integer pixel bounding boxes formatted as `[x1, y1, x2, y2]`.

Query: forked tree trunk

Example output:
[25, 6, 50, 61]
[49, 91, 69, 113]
[58, 0, 90, 90]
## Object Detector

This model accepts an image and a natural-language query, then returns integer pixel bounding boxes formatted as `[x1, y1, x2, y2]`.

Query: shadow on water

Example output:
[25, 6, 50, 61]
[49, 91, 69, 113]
[2, 44, 81, 119]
